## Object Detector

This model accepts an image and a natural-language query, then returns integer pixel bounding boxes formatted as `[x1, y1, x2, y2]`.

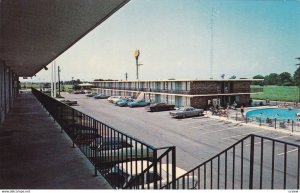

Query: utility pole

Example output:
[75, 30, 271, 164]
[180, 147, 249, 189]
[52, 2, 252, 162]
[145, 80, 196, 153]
[125, 72, 128, 81]
[53, 60, 57, 98]
[51, 62, 54, 97]
[58, 66, 61, 96]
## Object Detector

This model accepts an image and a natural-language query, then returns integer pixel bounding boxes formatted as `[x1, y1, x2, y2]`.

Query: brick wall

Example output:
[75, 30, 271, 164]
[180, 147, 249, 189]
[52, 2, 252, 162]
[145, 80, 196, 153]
[191, 81, 251, 94]
[190, 81, 219, 94]
[233, 81, 251, 93]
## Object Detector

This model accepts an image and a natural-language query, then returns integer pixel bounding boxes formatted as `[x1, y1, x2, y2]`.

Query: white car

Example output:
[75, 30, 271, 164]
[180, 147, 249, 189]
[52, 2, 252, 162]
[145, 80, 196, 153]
[107, 96, 122, 103]
[105, 160, 198, 189]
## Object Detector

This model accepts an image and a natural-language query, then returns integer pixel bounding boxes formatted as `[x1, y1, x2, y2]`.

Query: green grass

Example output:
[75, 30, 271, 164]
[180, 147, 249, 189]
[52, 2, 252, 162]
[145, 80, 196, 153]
[251, 85, 299, 102]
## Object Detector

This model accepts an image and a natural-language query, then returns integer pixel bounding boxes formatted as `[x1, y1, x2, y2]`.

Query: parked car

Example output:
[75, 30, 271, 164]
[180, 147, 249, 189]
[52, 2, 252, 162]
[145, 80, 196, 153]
[112, 97, 124, 104]
[116, 98, 135, 107]
[146, 103, 175, 112]
[88, 137, 153, 168]
[73, 125, 101, 145]
[128, 100, 150, 108]
[169, 107, 204, 118]
[94, 93, 110, 99]
[86, 93, 97, 97]
[60, 100, 78, 106]
[107, 96, 122, 103]
[73, 90, 85, 94]
[104, 160, 198, 189]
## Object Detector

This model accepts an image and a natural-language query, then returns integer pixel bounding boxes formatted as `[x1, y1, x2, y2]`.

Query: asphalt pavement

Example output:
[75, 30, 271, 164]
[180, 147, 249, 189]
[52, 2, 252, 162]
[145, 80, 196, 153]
[61, 93, 300, 189]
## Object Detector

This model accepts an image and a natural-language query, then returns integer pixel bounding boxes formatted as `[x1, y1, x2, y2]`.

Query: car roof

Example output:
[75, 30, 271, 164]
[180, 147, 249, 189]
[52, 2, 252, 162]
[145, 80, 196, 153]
[95, 137, 127, 144]
[118, 161, 187, 178]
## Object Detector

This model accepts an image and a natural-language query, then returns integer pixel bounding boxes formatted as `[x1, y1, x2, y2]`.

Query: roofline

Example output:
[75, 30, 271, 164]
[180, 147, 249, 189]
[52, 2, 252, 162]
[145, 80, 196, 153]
[93, 79, 263, 83]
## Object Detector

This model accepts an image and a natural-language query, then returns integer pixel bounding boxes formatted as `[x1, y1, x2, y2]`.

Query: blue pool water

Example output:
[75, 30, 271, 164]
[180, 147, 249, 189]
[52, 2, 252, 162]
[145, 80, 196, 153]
[246, 108, 300, 121]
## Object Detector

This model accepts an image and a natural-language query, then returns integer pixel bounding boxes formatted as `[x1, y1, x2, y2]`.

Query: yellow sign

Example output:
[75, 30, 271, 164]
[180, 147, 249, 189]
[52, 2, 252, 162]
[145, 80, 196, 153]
[134, 50, 140, 58]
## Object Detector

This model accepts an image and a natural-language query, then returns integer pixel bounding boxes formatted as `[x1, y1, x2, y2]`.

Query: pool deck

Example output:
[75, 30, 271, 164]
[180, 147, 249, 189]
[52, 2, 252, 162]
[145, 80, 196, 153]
[206, 106, 300, 137]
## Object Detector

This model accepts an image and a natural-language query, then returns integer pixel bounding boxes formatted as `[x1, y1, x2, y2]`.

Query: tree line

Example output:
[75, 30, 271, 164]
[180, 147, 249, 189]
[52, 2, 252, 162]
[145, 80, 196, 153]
[253, 67, 300, 86]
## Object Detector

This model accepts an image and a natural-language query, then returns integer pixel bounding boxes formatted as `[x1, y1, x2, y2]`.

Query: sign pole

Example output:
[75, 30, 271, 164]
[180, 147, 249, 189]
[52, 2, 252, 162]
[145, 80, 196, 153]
[134, 50, 140, 79]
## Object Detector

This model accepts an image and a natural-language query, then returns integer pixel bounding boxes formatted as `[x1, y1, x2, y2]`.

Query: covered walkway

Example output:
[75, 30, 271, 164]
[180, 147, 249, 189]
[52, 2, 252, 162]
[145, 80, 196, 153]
[0, 93, 111, 189]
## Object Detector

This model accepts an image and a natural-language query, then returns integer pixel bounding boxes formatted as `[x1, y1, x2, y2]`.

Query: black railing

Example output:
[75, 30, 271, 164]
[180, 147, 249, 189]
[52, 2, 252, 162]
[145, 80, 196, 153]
[163, 134, 300, 189]
[31, 88, 176, 189]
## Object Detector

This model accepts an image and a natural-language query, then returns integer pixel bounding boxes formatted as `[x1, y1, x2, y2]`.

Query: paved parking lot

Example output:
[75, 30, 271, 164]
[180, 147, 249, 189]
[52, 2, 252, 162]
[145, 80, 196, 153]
[58, 93, 300, 188]
[61, 94, 299, 164]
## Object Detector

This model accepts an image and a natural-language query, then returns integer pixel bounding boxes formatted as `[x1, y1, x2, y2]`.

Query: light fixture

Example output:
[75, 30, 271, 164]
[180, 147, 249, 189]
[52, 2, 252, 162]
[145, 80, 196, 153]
[44, 66, 48, 70]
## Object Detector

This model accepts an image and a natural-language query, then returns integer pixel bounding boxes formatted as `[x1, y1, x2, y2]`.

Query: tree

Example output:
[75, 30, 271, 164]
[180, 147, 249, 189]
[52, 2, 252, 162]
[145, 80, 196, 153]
[253, 75, 264, 79]
[229, 75, 236, 79]
[294, 67, 300, 86]
[278, 72, 292, 86]
[264, 73, 279, 85]
[252, 75, 264, 85]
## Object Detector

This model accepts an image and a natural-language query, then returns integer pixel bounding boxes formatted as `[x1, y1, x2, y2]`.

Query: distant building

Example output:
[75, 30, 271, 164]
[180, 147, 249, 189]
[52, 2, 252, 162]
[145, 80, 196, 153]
[92, 79, 262, 109]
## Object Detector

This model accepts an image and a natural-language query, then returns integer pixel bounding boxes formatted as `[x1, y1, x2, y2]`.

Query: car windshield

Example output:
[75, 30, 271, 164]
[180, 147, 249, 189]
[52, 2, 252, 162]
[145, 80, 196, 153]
[178, 107, 185, 111]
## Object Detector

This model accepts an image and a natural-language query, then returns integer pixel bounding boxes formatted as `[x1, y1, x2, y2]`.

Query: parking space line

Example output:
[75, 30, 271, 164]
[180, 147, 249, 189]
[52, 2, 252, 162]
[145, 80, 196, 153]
[245, 136, 289, 147]
[187, 121, 227, 129]
[277, 148, 298, 156]
[177, 120, 209, 126]
[221, 130, 265, 140]
[200, 127, 243, 135]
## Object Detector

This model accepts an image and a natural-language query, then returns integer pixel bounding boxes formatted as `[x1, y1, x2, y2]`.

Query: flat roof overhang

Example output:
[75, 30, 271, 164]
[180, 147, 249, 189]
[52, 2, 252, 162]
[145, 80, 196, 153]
[93, 79, 264, 83]
[0, 0, 130, 77]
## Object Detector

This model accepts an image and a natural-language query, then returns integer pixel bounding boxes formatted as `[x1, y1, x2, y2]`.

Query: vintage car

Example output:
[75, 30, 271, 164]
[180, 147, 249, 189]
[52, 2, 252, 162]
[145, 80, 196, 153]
[146, 103, 175, 112]
[86, 93, 97, 97]
[94, 93, 110, 99]
[116, 98, 135, 107]
[107, 96, 122, 103]
[104, 160, 198, 189]
[128, 100, 150, 108]
[88, 137, 154, 168]
[60, 100, 78, 106]
[169, 107, 204, 118]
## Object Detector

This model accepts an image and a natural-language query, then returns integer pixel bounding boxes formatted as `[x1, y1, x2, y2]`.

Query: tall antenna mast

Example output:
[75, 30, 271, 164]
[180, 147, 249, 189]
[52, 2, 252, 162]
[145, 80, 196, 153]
[210, 8, 214, 79]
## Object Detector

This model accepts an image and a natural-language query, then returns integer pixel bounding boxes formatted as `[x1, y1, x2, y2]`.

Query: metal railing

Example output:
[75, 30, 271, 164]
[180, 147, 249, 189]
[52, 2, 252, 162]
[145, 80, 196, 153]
[163, 134, 300, 189]
[216, 110, 300, 133]
[31, 88, 176, 189]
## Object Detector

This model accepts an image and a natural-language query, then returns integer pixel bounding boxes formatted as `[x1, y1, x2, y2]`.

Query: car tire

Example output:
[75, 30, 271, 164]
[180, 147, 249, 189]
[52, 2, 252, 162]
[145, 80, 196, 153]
[182, 115, 186, 119]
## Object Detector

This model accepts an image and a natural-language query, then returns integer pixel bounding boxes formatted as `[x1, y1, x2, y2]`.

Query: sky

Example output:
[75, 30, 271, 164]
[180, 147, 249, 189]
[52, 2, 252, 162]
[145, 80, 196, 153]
[24, 0, 300, 82]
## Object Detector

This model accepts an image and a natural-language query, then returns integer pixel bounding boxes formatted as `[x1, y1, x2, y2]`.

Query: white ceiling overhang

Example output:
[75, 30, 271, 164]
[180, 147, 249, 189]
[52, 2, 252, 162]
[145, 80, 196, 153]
[0, 0, 129, 76]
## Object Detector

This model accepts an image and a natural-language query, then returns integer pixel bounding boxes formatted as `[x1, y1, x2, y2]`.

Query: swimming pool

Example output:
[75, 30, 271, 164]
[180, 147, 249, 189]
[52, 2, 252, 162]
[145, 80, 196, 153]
[246, 108, 300, 121]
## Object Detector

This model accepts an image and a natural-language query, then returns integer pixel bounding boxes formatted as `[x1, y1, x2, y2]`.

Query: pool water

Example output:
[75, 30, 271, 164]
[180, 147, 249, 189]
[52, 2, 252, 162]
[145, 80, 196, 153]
[246, 108, 300, 121]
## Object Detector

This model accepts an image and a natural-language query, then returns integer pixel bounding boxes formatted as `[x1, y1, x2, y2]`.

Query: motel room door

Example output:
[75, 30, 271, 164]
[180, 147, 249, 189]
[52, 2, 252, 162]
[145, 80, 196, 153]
[155, 94, 161, 103]
[175, 96, 182, 107]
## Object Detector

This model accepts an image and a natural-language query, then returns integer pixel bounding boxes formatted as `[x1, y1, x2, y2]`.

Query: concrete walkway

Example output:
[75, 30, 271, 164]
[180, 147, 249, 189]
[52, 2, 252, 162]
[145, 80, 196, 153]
[0, 93, 111, 189]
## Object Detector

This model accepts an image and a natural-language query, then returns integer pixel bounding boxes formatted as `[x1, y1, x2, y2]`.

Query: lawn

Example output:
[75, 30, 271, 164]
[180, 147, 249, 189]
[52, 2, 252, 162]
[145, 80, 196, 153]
[251, 85, 299, 102]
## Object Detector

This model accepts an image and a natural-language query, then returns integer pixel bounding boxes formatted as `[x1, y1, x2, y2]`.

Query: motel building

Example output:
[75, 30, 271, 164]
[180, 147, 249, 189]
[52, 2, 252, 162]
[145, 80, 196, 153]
[92, 79, 262, 109]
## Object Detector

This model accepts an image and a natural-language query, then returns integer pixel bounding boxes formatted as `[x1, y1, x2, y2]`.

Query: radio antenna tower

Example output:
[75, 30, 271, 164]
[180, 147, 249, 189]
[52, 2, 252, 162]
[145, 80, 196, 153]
[210, 8, 214, 79]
